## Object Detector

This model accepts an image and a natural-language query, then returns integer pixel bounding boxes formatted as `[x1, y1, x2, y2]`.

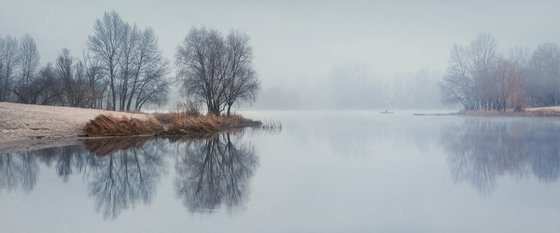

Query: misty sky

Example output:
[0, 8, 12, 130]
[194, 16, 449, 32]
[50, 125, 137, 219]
[1, 0, 559, 100]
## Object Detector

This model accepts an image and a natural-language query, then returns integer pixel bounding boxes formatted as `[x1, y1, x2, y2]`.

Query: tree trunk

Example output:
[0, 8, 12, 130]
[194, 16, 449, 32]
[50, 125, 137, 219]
[227, 104, 232, 116]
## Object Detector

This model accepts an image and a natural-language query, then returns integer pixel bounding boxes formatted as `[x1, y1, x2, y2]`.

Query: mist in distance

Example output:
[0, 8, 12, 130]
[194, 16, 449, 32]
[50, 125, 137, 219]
[1, 0, 559, 110]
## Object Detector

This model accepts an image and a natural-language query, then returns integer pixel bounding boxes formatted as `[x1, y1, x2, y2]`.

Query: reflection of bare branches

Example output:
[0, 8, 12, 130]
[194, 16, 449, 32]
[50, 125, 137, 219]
[0, 145, 91, 189]
[175, 133, 258, 213]
[1, 139, 168, 220]
[0, 152, 38, 192]
[0, 131, 260, 218]
[33, 145, 97, 182]
[442, 119, 560, 194]
[87, 141, 167, 219]
[82, 137, 153, 156]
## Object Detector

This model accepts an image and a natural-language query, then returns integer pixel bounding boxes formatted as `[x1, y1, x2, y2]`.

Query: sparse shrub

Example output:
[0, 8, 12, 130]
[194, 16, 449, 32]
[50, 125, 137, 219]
[165, 114, 261, 136]
[176, 100, 202, 116]
[153, 112, 175, 124]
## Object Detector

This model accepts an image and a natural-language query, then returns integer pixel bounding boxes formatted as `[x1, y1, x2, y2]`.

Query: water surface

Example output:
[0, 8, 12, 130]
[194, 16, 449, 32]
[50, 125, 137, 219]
[1, 111, 560, 233]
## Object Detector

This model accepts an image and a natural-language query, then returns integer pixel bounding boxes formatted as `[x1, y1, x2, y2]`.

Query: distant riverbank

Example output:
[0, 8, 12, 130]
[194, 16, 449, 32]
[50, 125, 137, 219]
[463, 106, 560, 117]
[414, 106, 560, 117]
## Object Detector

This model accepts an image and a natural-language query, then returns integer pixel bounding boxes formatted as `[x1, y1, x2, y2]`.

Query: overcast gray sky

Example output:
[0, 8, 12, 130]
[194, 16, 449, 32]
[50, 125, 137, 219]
[1, 0, 559, 89]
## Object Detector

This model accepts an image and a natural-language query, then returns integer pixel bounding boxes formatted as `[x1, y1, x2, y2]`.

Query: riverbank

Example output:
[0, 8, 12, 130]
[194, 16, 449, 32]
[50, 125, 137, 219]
[0, 102, 261, 153]
[462, 107, 560, 117]
[0, 102, 148, 145]
[413, 106, 560, 117]
[82, 113, 262, 137]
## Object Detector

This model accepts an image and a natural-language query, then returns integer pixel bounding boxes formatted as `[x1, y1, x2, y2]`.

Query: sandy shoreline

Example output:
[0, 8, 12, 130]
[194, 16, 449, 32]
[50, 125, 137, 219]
[0, 102, 148, 152]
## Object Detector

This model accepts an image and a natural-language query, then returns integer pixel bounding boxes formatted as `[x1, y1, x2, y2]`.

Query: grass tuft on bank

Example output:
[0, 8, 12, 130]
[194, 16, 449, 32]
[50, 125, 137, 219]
[83, 113, 261, 137]
[83, 115, 163, 136]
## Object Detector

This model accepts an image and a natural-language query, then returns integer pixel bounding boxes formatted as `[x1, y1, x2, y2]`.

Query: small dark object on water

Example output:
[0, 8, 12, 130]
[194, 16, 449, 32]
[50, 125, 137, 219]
[380, 110, 394, 114]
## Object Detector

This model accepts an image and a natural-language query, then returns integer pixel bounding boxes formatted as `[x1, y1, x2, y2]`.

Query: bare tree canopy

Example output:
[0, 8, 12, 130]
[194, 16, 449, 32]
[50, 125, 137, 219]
[175, 28, 259, 115]
[88, 11, 169, 111]
[87, 11, 128, 111]
[0, 11, 170, 111]
[0, 35, 20, 101]
[441, 33, 560, 111]
[441, 33, 526, 112]
[526, 43, 560, 106]
[18, 34, 39, 86]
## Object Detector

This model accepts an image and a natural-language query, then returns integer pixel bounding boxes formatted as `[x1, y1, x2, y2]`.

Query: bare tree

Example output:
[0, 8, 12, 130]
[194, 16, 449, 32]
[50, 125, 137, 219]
[440, 33, 504, 111]
[526, 43, 560, 106]
[176, 28, 226, 115]
[88, 11, 129, 110]
[492, 59, 525, 111]
[12, 34, 41, 103]
[223, 31, 259, 115]
[176, 28, 260, 115]
[57, 49, 88, 107]
[133, 59, 170, 110]
[36, 63, 64, 105]
[0, 35, 20, 101]
[83, 52, 106, 108]
[128, 28, 170, 111]
[88, 11, 169, 111]
[13, 63, 65, 105]
[440, 44, 475, 110]
[18, 34, 39, 85]
[118, 25, 139, 110]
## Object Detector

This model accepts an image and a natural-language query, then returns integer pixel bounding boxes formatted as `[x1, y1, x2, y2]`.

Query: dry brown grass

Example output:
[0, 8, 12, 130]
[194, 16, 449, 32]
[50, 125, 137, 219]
[83, 113, 261, 137]
[165, 113, 261, 136]
[83, 114, 163, 137]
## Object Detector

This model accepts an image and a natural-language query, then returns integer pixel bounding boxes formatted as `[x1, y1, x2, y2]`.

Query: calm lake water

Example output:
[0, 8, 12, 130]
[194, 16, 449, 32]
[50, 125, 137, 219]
[1, 111, 560, 233]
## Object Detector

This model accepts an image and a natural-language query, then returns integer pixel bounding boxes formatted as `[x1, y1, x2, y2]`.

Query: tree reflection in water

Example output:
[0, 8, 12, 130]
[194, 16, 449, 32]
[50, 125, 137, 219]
[0, 131, 260, 218]
[174, 132, 258, 213]
[85, 138, 168, 219]
[0, 151, 38, 192]
[441, 119, 560, 194]
[0, 138, 168, 219]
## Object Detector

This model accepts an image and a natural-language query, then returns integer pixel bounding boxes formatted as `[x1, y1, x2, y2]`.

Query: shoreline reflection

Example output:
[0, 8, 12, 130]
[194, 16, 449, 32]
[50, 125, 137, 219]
[442, 119, 560, 194]
[0, 130, 259, 219]
[174, 133, 258, 213]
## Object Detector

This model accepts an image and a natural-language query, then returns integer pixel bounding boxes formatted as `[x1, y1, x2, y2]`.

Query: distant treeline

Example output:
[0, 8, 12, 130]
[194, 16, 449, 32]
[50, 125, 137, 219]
[0, 11, 258, 114]
[0, 13, 169, 111]
[256, 67, 442, 110]
[441, 33, 560, 111]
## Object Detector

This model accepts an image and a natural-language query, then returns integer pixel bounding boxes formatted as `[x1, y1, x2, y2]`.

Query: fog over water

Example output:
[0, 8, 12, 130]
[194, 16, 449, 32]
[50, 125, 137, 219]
[2, 2, 560, 232]
[2, 112, 560, 233]
[2, 0, 560, 109]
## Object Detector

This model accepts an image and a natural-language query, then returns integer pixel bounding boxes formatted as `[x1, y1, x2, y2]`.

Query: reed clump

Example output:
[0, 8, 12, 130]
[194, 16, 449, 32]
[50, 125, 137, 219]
[165, 113, 261, 135]
[83, 113, 261, 137]
[83, 115, 163, 136]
